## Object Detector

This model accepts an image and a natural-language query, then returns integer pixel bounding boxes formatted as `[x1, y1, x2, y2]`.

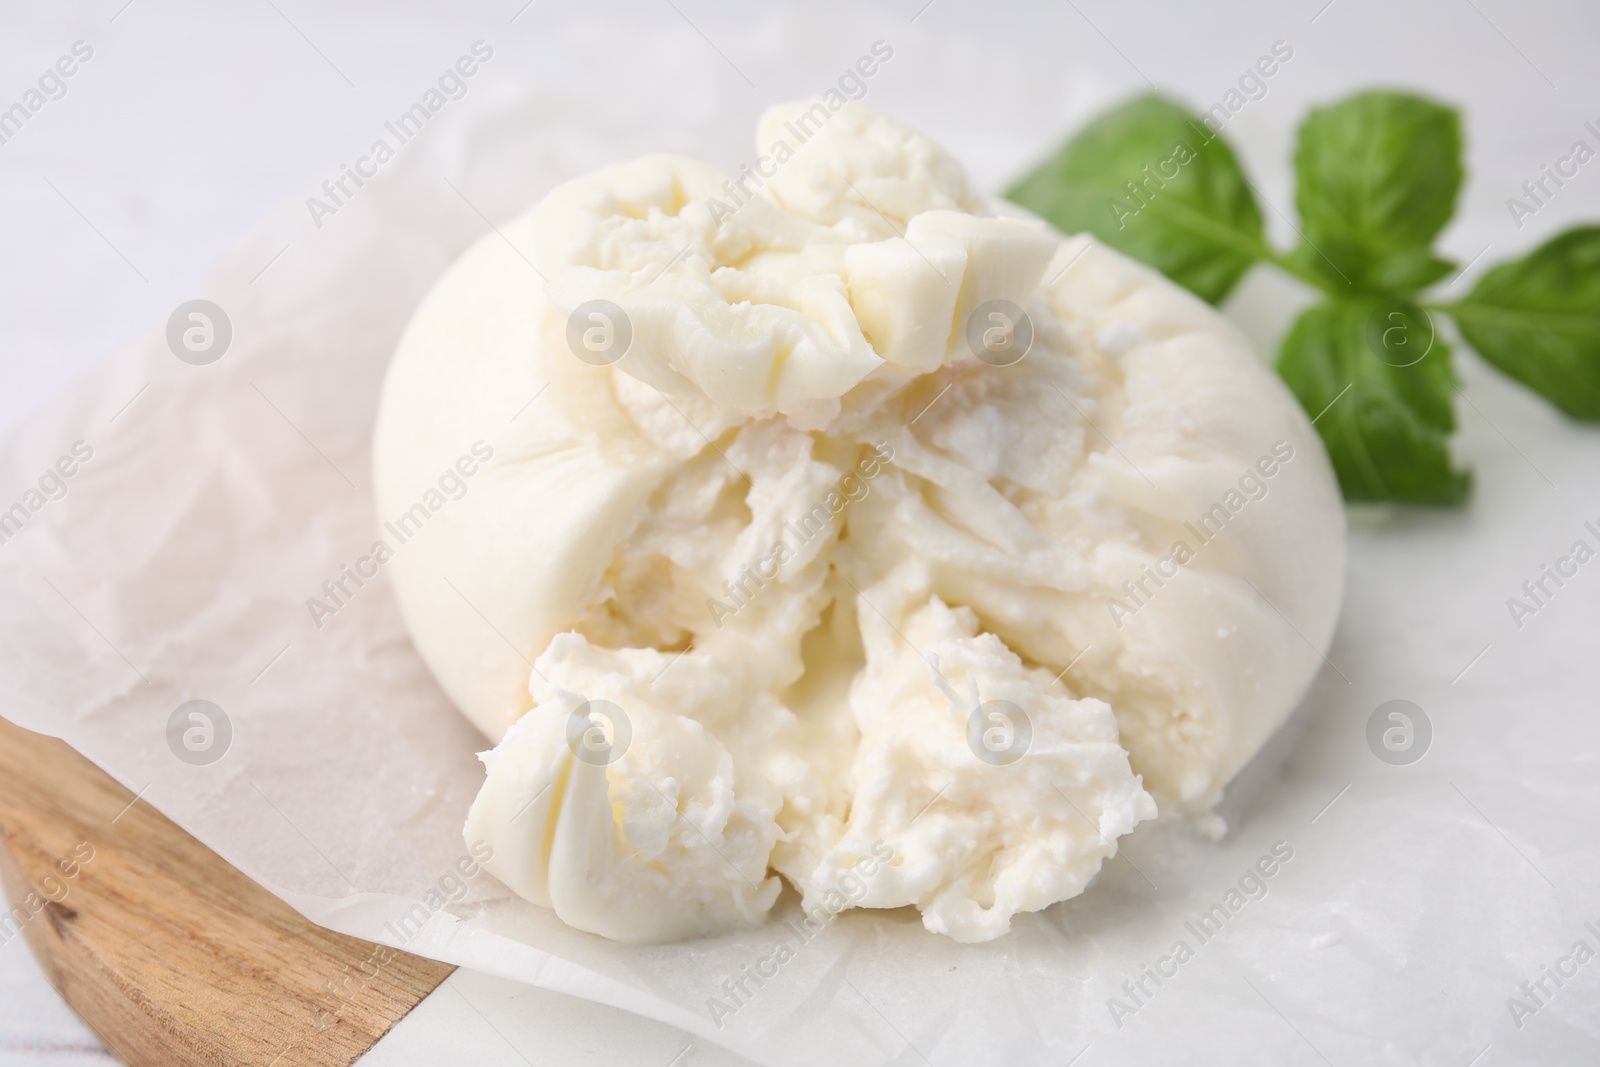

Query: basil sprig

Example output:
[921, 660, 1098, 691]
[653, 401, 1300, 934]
[1008, 90, 1600, 505]
[1005, 96, 1264, 304]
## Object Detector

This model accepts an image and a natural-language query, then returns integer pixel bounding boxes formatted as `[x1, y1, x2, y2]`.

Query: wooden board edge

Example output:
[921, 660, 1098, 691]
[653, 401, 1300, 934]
[0, 715, 455, 1066]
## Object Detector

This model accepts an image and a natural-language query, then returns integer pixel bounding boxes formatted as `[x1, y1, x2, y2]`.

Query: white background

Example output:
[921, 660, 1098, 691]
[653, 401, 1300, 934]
[3, 0, 1599, 1063]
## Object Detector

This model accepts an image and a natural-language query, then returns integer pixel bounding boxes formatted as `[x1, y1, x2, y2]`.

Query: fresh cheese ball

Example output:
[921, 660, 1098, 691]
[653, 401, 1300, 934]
[372, 101, 1345, 944]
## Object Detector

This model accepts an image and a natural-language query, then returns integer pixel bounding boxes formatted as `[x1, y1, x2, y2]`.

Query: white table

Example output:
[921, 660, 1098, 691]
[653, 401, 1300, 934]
[3, 0, 1597, 1063]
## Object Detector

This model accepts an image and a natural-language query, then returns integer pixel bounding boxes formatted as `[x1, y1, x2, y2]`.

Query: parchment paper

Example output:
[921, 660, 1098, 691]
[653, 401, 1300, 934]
[2, 13, 1598, 1065]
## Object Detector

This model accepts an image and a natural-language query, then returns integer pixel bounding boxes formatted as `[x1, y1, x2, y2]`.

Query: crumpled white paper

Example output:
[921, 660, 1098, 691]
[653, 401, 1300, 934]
[3, 12, 1599, 1065]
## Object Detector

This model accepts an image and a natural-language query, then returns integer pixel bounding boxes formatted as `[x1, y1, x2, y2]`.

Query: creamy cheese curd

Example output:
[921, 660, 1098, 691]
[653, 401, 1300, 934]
[372, 101, 1345, 944]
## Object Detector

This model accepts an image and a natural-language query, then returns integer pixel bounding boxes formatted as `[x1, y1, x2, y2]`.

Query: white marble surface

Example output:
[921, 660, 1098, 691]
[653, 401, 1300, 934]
[3, 0, 1599, 1063]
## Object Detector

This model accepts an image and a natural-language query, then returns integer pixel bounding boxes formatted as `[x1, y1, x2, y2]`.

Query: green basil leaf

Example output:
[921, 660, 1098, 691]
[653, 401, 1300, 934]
[1006, 94, 1264, 304]
[1451, 227, 1600, 419]
[1292, 91, 1463, 293]
[1276, 301, 1470, 504]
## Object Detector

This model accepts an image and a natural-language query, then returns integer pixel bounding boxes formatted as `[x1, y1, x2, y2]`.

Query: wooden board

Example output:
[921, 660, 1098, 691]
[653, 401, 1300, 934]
[0, 715, 455, 1066]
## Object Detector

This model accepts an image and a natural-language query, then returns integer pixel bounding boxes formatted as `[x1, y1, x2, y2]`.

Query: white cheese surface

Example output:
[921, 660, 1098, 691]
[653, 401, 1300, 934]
[372, 100, 1344, 944]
